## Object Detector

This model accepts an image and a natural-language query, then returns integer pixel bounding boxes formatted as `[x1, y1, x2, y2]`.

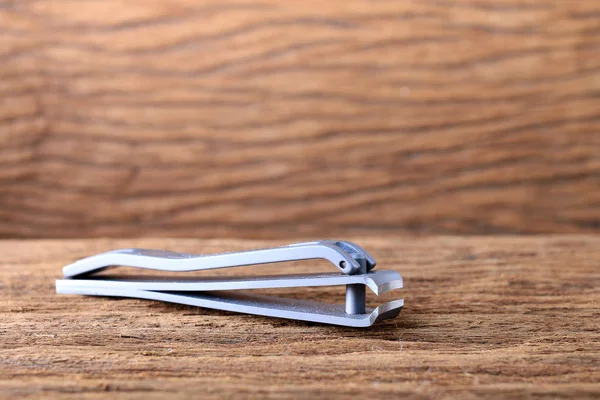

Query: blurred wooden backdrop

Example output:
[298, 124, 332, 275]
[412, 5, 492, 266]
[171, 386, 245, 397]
[1, 0, 599, 238]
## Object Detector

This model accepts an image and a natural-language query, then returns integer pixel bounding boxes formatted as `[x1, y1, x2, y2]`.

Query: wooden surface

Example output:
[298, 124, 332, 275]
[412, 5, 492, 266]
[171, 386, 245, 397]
[2, 1, 600, 238]
[1, 236, 599, 399]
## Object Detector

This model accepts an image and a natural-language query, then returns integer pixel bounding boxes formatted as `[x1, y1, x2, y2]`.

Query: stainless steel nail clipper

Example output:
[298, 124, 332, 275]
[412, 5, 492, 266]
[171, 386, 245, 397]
[55, 241, 403, 327]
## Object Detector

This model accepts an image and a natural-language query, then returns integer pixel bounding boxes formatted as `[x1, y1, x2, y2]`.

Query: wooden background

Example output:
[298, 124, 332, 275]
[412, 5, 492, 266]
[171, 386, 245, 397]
[1, 0, 600, 238]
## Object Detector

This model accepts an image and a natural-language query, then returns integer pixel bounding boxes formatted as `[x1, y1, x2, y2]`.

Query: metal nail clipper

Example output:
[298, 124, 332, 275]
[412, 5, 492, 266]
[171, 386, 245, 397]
[55, 240, 403, 327]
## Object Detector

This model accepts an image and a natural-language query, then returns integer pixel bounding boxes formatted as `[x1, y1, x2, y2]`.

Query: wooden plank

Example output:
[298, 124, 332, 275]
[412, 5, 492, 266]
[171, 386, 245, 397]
[1, 236, 598, 399]
[1, 0, 600, 238]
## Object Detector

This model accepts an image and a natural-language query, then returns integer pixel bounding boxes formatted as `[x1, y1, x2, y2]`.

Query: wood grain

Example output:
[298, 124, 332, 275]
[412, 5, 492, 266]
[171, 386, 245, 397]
[1, 236, 599, 399]
[1, 0, 600, 238]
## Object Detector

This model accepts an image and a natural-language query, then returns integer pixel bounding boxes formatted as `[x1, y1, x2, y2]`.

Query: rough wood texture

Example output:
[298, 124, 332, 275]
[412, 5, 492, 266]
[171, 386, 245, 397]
[1, 236, 599, 399]
[1, 1, 600, 238]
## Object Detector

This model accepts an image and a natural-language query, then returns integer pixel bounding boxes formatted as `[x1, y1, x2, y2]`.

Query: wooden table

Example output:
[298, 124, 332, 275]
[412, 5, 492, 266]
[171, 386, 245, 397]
[1, 237, 598, 399]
